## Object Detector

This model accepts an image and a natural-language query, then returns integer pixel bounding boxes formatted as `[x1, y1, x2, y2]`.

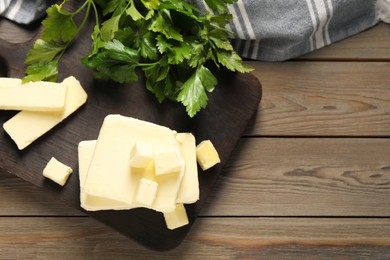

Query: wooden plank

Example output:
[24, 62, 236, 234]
[0, 217, 389, 259]
[247, 61, 390, 136]
[2, 138, 390, 217]
[0, 20, 39, 44]
[0, 172, 81, 216]
[202, 138, 390, 217]
[299, 23, 390, 61]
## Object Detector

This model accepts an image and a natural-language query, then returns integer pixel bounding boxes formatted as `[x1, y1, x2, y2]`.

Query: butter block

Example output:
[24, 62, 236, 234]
[196, 140, 220, 170]
[154, 148, 182, 176]
[3, 76, 88, 150]
[0, 77, 66, 111]
[134, 178, 159, 206]
[82, 115, 185, 212]
[129, 141, 154, 168]
[163, 203, 189, 230]
[176, 133, 199, 204]
[43, 157, 73, 186]
[78, 140, 132, 211]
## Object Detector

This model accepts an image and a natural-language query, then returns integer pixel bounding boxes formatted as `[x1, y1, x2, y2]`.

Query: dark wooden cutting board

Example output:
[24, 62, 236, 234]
[0, 18, 261, 251]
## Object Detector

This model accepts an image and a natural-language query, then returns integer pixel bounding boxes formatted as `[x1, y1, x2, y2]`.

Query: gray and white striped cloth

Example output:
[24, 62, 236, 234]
[194, 0, 390, 61]
[1, 0, 389, 61]
[0, 0, 55, 25]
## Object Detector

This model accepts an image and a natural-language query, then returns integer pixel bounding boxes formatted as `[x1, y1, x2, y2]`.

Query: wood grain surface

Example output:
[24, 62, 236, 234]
[248, 61, 390, 136]
[1, 13, 390, 259]
[299, 23, 390, 61]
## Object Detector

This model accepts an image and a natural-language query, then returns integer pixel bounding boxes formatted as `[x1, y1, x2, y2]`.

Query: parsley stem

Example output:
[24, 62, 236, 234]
[90, 1, 100, 26]
[56, 1, 93, 63]
[71, 0, 91, 16]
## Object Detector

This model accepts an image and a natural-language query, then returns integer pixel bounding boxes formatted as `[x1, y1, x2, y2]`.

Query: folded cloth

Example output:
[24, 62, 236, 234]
[194, 0, 390, 61]
[0, 0, 55, 25]
[1, 0, 389, 60]
[0, 0, 11, 14]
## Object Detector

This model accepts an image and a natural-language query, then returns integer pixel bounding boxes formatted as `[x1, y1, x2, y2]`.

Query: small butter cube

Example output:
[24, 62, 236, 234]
[154, 149, 181, 176]
[163, 203, 189, 230]
[129, 141, 154, 168]
[134, 178, 159, 206]
[42, 157, 73, 186]
[196, 140, 220, 170]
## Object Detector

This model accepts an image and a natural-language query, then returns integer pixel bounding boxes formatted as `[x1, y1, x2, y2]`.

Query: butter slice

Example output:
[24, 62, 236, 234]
[129, 141, 154, 168]
[3, 76, 87, 150]
[78, 140, 132, 211]
[134, 178, 159, 206]
[196, 140, 220, 170]
[176, 133, 199, 204]
[163, 204, 189, 230]
[43, 157, 73, 186]
[82, 115, 185, 212]
[0, 77, 66, 111]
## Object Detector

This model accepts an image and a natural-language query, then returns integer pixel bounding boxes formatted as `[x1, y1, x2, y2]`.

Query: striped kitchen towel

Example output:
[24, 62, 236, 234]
[194, 0, 390, 61]
[0, 0, 55, 25]
[1, 0, 389, 60]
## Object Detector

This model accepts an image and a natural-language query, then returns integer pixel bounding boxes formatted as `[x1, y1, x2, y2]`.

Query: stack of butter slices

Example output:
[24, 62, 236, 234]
[78, 115, 203, 230]
[1, 76, 88, 150]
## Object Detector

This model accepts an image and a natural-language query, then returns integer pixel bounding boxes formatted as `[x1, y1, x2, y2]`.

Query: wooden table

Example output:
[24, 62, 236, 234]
[1, 19, 390, 259]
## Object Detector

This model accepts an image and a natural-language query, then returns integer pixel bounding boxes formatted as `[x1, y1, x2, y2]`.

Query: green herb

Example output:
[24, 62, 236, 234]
[24, 0, 252, 117]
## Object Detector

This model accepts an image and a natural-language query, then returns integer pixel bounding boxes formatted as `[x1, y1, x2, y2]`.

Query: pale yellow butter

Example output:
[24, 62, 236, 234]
[163, 203, 189, 230]
[82, 115, 185, 213]
[129, 141, 154, 168]
[196, 140, 220, 170]
[78, 140, 133, 211]
[176, 133, 199, 204]
[0, 77, 67, 111]
[43, 157, 73, 186]
[3, 76, 87, 150]
[154, 148, 182, 176]
[134, 178, 159, 206]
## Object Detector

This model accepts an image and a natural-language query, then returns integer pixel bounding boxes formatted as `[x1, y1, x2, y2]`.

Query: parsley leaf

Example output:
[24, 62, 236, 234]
[126, 0, 144, 21]
[82, 40, 139, 83]
[177, 65, 217, 117]
[139, 32, 159, 60]
[149, 11, 183, 42]
[216, 50, 253, 73]
[204, 0, 236, 12]
[25, 39, 64, 64]
[24, 60, 59, 82]
[100, 15, 121, 41]
[41, 4, 78, 42]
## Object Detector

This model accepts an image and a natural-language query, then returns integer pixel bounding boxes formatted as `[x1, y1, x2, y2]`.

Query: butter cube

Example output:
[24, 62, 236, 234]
[43, 157, 73, 186]
[154, 149, 182, 176]
[196, 140, 220, 170]
[129, 141, 154, 168]
[163, 203, 189, 230]
[134, 178, 159, 206]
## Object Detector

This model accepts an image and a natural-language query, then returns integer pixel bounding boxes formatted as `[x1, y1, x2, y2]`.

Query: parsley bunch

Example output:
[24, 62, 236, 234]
[24, 0, 252, 117]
